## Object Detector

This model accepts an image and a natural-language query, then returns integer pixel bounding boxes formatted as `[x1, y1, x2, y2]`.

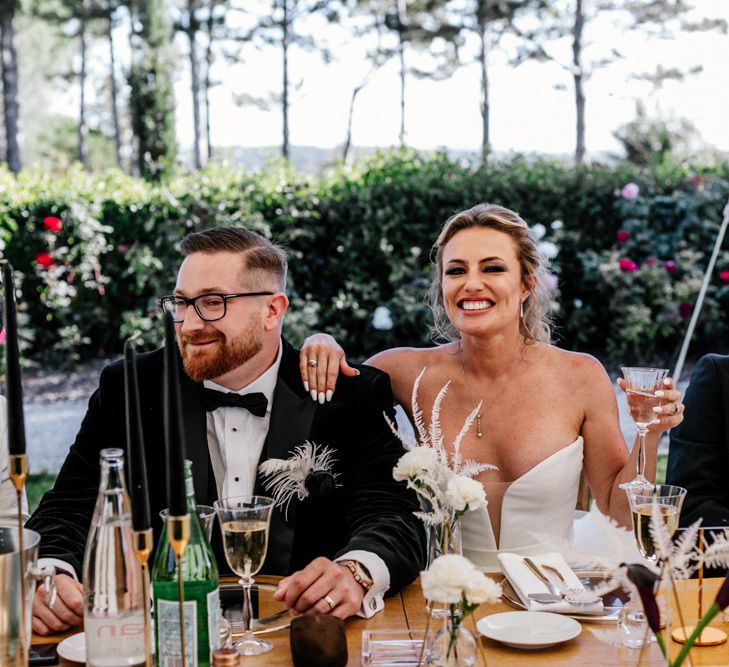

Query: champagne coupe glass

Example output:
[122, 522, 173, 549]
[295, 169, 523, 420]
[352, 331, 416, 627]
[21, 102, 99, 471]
[626, 484, 687, 561]
[214, 496, 275, 656]
[619, 367, 669, 490]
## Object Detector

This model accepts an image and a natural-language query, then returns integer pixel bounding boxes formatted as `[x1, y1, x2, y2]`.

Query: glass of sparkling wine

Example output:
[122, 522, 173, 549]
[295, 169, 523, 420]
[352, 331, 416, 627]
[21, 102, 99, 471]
[214, 495, 275, 656]
[626, 484, 687, 560]
[619, 367, 669, 489]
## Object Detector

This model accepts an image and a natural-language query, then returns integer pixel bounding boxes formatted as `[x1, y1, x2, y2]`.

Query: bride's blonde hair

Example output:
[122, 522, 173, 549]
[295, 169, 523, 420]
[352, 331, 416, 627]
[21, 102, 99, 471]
[426, 203, 552, 344]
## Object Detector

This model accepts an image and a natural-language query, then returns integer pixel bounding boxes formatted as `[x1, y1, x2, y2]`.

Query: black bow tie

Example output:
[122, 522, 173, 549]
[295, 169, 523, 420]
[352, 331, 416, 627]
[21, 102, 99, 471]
[201, 389, 268, 417]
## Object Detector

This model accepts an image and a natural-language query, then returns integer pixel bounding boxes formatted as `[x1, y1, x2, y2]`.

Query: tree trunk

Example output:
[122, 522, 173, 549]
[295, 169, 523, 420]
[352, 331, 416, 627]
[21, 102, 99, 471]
[188, 0, 202, 169]
[478, 23, 490, 162]
[573, 0, 585, 165]
[108, 13, 122, 169]
[0, 14, 21, 173]
[281, 0, 290, 160]
[397, 0, 407, 147]
[78, 18, 88, 168]
[203, 5, 214, 161]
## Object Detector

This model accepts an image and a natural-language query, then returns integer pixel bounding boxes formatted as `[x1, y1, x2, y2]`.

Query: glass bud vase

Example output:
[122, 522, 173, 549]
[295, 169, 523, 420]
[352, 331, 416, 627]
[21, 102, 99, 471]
[427, 519, 462, 567]
[428, 624, 477, 667]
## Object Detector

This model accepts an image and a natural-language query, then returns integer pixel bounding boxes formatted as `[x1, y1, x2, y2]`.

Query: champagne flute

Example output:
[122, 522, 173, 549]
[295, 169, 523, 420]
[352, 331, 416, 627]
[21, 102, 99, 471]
[626, 484, 687, 560]
[214, 495, 275, 656]
[619, 367, 669, 490]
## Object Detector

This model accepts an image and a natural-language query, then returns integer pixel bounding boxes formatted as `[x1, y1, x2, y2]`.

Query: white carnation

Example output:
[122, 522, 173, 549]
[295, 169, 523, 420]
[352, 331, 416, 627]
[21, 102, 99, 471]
[393, 447, 439, 481]
[445, 476, 486, 513]
[463, 570, 502, 605]
[421, 554, 474, 603]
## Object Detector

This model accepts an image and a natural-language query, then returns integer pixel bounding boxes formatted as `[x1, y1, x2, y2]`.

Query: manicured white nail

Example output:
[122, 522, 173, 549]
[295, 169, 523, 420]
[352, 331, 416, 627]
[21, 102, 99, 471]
[652, 406, 662, 413]
[354, 369, 360, 376]
[304, 381, 309, 392]
[318, 391, 325, 404]
[654, 390, 664, 397]
[310, 389, 317, 401]
[326, 390, 333, 402]
[663, 378, 671, 386]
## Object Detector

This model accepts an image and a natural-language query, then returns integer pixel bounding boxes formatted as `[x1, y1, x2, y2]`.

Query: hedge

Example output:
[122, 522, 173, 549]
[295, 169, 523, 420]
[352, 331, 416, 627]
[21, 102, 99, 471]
[1, 152, 728, 368]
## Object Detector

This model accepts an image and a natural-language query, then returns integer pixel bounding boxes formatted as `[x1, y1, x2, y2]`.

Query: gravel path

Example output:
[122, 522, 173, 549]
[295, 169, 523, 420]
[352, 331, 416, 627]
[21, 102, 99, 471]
[21, 359, 685, 474]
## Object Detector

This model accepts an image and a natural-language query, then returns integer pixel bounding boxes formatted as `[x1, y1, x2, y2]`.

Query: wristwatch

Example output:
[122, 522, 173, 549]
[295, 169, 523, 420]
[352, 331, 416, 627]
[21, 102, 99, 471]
[339, 559, 373, 592]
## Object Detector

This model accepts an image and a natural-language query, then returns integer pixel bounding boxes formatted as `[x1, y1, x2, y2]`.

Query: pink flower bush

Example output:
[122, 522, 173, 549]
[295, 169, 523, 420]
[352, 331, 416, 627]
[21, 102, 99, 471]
[621, 183, 640, 200]
[35, 252, 54, 269]
[679, 302, 693, 318]
[543, 272, 559, 292]
[43, 216, 62, 233]
[645, 256, 658, 266]
[616, 230, 630, 243]
[690, 173, 705, 188]
[665, 260, 678, 273]
[720, 270, 729, 285]
[0, 328, 5, 344]
[619, 258, 638, 273]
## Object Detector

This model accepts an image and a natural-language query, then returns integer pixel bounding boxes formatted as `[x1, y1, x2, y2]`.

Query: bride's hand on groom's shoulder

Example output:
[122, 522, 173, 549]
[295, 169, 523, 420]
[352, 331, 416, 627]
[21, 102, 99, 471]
[300, 334, 359, 403]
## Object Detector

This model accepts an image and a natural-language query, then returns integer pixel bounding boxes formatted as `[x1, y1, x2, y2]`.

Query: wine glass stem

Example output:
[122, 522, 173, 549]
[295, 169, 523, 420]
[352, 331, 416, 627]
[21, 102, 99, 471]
[241, 577, 254, 638]
[637, 428, 647, 479]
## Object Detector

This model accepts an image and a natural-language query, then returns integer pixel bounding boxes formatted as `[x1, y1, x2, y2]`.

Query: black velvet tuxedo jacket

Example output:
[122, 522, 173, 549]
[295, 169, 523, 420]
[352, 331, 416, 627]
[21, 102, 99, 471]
[666, 354, 729, 527]
[27, 338, 426, 594]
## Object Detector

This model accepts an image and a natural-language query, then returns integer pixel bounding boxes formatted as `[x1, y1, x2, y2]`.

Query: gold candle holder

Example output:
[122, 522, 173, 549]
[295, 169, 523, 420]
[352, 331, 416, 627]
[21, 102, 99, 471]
[167, 514, 191, 667]
[9, 454, 28, 666]
[133, 529, 154, 667]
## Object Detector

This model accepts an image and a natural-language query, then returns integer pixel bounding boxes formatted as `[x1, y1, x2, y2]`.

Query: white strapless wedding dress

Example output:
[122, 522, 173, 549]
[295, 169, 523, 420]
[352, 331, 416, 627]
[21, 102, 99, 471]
[462, 437, 584, 571]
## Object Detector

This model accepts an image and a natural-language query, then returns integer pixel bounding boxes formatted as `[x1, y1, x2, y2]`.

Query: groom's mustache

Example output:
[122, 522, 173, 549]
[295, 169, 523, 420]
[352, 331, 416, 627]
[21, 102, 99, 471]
[179, 330, 226, 349]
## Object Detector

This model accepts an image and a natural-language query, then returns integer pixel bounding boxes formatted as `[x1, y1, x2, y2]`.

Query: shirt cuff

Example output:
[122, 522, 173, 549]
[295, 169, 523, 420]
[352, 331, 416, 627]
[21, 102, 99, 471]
[37, 557, 78, 581]
[336, 550, 389, 619]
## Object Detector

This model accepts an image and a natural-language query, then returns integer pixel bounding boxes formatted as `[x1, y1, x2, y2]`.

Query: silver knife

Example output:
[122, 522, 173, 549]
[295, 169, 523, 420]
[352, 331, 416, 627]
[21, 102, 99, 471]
[523, 557, 562, 596]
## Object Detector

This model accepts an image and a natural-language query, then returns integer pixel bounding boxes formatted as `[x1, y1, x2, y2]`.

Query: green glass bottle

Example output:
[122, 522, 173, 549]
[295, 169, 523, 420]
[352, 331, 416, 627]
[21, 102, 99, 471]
[153, 460, 220, 667]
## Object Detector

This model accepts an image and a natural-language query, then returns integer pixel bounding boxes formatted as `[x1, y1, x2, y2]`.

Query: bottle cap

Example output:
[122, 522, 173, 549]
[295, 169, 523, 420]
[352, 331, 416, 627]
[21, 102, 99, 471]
[212, 648, 240, 666]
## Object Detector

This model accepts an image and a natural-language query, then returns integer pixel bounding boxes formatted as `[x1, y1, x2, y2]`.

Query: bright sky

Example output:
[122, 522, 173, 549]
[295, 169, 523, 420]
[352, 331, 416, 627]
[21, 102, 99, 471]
[167, 0, 729, 158]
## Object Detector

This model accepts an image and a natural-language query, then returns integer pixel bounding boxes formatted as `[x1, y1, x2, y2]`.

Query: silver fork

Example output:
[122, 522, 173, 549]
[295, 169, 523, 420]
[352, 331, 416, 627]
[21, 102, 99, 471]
[542, 564, 600, 605]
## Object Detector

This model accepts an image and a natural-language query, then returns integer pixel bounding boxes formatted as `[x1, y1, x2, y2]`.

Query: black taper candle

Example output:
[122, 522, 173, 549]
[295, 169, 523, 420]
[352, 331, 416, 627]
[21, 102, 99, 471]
[124, 339, 151, 531]
[163, 311, 187, 517]
[2, 261, 26, 456]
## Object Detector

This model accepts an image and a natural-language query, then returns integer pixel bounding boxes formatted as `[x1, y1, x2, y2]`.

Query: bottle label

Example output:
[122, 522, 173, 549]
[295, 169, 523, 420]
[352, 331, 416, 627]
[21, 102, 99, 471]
[157, 599, 198, 667]
[84, 611, 145, 666]
[207, 588, 221, 651]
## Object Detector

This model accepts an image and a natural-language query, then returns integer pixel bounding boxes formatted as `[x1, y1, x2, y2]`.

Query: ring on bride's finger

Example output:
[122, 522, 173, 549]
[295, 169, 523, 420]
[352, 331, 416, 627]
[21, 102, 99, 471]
[323, 595, 335, 610]
[307, 359, 319, 368]
[671, 403, 680, 416]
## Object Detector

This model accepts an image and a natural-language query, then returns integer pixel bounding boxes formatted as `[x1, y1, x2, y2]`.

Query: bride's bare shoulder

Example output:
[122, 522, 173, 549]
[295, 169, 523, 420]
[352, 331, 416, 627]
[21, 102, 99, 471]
[367, 344, 458, 380]
[537, 344, 610, 384]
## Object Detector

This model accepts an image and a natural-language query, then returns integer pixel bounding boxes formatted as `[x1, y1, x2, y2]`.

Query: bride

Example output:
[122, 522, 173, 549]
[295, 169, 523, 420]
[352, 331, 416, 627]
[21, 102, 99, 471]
[299, 203, 684, 570]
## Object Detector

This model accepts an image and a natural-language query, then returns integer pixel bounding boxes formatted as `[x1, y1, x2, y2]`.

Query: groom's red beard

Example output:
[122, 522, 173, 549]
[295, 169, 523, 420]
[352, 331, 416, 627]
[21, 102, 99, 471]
[178, 322, 263, 382]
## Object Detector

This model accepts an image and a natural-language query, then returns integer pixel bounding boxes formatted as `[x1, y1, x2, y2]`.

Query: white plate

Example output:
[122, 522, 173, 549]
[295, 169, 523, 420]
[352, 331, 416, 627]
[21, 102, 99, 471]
[477, 611, 582, 649]
[57, 632, 85, 663]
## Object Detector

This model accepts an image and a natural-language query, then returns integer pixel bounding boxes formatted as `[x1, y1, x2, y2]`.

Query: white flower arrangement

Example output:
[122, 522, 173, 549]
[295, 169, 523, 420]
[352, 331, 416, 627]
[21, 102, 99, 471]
[421, 554, 502, 606]
[387, 368, 495, 530]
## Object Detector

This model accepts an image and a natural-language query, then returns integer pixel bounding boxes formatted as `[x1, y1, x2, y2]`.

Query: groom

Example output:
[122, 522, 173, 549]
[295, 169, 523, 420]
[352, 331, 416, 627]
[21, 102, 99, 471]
[28, 226, 425, 635]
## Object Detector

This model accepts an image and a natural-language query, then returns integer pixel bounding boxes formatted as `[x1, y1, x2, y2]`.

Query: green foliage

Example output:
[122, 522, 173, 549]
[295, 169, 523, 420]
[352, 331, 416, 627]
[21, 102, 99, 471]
[0, 153, 728, 367]
[27, 472, 57, 514]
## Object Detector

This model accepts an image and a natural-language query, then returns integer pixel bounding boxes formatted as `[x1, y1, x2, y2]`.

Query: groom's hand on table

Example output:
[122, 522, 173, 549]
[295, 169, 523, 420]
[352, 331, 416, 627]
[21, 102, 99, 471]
[273, 557, 366, 619]
[32, 574, 83, 636]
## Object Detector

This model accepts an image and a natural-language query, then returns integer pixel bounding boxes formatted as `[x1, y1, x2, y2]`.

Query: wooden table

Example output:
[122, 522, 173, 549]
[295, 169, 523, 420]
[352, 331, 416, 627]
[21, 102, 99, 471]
[36, 576, 729, 666]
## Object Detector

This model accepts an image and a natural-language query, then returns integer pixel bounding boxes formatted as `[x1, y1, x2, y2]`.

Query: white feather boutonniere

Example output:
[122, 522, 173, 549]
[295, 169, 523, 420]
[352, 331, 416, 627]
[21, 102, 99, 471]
[258, 441, 341, 518]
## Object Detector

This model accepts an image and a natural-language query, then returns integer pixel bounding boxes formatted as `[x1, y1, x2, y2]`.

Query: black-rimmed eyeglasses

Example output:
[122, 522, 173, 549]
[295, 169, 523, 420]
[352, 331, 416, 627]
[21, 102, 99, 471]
[159, 292, 275, 323]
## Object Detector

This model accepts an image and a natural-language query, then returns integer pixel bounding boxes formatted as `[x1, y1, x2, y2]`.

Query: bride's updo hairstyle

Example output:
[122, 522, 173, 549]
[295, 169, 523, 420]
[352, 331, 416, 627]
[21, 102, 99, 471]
[427, 203, 552, 344]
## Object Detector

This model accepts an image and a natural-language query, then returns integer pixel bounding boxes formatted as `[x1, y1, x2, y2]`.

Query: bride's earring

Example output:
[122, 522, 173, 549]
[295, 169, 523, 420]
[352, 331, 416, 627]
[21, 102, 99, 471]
[520, 299, 525, 319]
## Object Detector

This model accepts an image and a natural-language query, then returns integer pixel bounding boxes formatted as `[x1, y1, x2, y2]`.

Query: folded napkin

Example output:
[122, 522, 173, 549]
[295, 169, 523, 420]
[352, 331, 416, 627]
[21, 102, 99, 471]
[498, 551, 604, 615]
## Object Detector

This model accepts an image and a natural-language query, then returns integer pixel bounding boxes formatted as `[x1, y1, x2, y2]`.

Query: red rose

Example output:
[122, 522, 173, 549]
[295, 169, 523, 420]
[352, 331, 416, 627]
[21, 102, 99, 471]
[43, 216, 62, 233]
[0, 328, 5, 344]
[35, 252, 54, 269]
[720, 270, 729, 285]
[619, 258, 638, 273]
[645, 256, 658, 266]
[679, 302, 693, 318]
[616, 230, 630, 243]
[665, 260, 678, 273]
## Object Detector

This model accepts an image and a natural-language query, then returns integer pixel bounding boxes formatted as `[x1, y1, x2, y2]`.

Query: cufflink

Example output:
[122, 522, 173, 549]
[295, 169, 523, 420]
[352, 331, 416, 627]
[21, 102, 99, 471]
[369, 598, 377, 611]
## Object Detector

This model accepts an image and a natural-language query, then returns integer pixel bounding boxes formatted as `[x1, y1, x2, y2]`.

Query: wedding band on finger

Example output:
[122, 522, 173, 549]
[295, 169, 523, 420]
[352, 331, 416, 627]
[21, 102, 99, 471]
[671, 403, 680, 416]
[307, 359, 319, 368]
[323, 595, 335, 611]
